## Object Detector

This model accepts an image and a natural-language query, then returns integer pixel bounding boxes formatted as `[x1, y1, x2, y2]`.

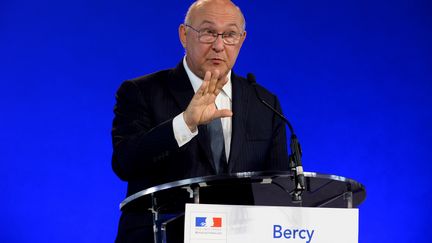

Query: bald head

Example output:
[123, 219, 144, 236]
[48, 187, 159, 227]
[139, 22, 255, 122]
[184, 0, 246, 31]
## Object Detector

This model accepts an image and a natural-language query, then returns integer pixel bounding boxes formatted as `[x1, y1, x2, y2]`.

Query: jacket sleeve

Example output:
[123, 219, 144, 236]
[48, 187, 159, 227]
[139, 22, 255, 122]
[111, 80, 179, 181]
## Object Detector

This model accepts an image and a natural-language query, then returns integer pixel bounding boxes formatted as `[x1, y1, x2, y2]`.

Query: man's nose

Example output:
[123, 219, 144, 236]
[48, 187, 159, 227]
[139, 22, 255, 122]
[212, 35, 224, 52]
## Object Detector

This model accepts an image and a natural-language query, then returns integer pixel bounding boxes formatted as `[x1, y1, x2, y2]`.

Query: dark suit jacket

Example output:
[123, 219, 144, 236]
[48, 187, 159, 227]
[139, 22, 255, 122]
[112, 61, 290, 242]
[112, 61, 289, 197]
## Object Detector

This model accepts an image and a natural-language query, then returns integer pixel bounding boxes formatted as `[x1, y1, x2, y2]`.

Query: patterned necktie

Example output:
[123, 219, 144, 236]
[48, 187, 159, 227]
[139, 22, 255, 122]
[207, 118, 226, 174]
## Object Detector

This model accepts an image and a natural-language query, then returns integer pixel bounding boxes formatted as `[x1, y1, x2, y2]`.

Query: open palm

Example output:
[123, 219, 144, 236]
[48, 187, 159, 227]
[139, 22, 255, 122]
[183, 70, 233, 131]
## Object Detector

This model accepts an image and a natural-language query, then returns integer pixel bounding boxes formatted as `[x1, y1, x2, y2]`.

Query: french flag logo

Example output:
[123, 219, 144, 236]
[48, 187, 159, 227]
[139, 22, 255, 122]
[195, 217, 222, 227]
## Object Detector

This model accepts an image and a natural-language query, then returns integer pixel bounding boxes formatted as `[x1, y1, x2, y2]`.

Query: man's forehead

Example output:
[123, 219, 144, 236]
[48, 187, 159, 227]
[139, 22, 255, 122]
[191, 11, 243, 29]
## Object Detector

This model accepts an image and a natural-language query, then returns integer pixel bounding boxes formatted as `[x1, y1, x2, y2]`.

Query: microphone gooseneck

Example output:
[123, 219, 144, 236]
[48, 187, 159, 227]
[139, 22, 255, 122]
[247, 73, 305, 203]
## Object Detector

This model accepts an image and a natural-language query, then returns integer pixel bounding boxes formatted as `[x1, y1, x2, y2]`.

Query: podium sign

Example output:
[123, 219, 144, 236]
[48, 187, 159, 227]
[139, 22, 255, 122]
[184, 203, 358, 243]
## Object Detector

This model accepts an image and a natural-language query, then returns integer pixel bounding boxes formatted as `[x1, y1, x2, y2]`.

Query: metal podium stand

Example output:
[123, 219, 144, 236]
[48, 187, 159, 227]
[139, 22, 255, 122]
[119, 171, 366, 243]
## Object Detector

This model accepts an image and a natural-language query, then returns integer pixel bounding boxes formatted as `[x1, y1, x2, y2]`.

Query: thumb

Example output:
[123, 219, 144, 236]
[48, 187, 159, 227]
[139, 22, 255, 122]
[214, 109, 233, 119]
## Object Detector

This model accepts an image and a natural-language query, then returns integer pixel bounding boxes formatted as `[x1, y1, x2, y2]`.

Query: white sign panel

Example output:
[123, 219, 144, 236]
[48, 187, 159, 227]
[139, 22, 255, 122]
[184, 203, 358, 243]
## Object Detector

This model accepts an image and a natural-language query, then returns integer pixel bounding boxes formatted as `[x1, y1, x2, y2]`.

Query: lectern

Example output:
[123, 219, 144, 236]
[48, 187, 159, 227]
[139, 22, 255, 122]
[119, 171, 366, 243]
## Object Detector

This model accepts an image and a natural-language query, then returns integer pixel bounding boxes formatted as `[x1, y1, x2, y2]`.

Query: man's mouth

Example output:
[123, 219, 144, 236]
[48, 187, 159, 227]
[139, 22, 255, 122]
[209, 57, 224, 61]
[208, 58, 224, 64]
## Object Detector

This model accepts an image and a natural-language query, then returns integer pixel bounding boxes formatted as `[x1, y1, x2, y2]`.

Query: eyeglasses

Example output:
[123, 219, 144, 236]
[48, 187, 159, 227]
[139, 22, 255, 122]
[184, 24, 243, 45]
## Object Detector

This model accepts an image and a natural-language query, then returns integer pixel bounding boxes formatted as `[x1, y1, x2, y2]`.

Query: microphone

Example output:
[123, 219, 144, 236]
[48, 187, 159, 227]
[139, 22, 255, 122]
[247, 73, 305, 203]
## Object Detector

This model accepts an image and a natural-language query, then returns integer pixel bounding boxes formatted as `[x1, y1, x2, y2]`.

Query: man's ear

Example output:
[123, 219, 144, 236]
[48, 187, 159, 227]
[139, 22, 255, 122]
[239, 30, 247, 46]
[179, 24, 187, 48]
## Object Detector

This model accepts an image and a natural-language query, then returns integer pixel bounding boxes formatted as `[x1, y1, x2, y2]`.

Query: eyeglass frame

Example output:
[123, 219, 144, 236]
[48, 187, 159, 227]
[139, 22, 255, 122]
[184, 24, 245, 45]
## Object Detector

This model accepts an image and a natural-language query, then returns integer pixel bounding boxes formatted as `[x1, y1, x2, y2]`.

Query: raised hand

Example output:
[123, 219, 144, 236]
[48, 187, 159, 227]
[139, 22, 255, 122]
[183, 70, 233, 132]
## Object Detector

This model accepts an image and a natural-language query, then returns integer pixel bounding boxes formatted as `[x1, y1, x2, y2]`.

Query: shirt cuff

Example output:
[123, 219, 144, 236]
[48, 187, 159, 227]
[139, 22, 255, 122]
[173, 112, 198, 147]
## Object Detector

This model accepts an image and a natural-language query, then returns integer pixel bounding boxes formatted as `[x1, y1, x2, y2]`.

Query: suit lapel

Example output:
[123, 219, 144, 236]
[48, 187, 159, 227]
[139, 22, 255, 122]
[166, 62, 195, 111]
[228, 72, 249, 171]
[166, 62, 216, 172]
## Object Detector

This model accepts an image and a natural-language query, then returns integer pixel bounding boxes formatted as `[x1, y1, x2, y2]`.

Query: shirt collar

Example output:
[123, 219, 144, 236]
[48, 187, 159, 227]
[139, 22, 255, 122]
[183, 56, 232, 100]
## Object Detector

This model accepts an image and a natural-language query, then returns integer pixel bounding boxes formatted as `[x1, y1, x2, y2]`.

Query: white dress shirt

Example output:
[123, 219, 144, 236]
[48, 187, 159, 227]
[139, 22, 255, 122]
[172, 57, 232, 160]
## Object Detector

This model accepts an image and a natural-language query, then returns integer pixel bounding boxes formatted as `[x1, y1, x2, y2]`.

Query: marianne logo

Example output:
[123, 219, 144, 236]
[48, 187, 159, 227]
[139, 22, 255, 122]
[195, 216, 222, 227]
[191, 213, 226, 240]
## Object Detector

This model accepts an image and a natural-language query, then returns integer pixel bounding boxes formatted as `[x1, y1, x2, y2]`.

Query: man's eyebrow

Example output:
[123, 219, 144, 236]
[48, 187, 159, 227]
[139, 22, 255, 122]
[198, 20, 240, 29]
[198, 20, 215, 27]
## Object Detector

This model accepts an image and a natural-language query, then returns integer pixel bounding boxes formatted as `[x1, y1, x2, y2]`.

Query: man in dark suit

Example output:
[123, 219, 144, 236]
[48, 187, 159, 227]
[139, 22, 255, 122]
[112, 0, 290, 242]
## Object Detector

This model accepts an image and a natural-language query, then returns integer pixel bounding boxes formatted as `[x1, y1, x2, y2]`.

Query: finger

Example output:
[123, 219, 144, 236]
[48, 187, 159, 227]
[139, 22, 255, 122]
[195, 77, 209, 98]
[213, 109, 233, 119]
[214, 76, 228, 96]
[203, 71, 212, 94]
[208, 70, 220, 94]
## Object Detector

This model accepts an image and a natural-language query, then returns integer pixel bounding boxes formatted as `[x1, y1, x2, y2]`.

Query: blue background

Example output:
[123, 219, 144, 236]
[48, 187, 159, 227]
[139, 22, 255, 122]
[1, 0, 431, 242]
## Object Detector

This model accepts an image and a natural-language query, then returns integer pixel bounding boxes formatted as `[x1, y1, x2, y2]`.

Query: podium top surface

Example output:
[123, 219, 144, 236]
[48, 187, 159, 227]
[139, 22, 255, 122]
[120, 171, 366, 210]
